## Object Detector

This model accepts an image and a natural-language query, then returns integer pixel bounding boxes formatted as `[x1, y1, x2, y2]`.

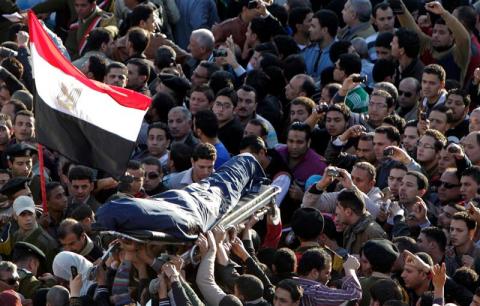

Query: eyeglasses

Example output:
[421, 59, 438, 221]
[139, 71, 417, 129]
[399, 90, 413, 98]
[440, 181, 461, 189]
[0, 278, 18, 285]
[214, 101, 233, 109]
[145, 172, 160, 180]
[417, 142, 435, 150]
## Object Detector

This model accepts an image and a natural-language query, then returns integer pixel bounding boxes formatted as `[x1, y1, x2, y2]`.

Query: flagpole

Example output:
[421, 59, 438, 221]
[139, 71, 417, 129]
[37, 144, 48, 213]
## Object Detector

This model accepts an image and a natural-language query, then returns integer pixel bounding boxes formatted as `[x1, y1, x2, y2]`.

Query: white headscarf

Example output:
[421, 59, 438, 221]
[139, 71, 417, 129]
[52, 251, 94, 296]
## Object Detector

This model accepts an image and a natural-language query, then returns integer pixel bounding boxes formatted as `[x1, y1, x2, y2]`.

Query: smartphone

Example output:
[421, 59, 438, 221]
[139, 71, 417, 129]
[383, 147, 394, 157]
[352, 75, 367, 83]
[389, 0, 403, 14]
[212, 49, 227, 57]
[247, 0, 259, 9]
[326, 168, 340, 178]
[420, 111, 427, 121]
[71, 266, 78, 279]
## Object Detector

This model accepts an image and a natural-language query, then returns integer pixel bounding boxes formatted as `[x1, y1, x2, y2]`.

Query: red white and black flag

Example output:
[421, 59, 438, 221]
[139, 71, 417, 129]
[28, 11, 151, 178]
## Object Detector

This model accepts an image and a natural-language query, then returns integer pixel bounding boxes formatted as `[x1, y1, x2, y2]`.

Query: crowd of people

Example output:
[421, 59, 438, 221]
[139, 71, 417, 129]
[0, 0, 479, 305]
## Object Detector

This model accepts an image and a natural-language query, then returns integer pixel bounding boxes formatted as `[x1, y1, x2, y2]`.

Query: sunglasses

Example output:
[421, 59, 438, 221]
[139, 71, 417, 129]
[398, 90, 413, 98]
[145, 172, 160, 180]
[0, 278, 18, 285]
[440, 181, 460, 189]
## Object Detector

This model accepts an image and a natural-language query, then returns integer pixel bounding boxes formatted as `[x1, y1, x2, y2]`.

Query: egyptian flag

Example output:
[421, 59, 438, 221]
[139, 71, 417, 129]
[28, 11, 151, 177]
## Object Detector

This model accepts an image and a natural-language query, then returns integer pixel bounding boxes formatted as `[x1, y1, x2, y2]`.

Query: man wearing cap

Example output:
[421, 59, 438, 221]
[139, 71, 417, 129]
[9, 196, 58, 272]
[11, 242, 53, 299]
[0, 177, 31, 210]
[5, 143, 34, 178]
[359, 239, 400, 306]
[156, 73, 191, 105]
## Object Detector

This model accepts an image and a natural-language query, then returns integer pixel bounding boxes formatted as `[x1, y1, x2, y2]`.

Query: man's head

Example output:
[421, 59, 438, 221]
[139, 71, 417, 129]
[437, 168, 461, 204]
[126, 58, 149, 89]
[291, 207, 324, 242]
[427, 106, 453, 134]
[147, 122, 170, 158]
[126, 27, 150, 56]
[46, 182, 67, 213]
[13, 196, 36, 232]
[373, 126, 401, 161]
[189, 84, 214, 115]
[368, 90, 395, 128]
[84, 28, 113, 55]
[465, 131, 480, 164]
[399, 171, 428, 206]
[212, 87, 237, 125]
[402, 121, 419, 154]
[83, 54, 107, 82]
[0, 261, 19, 291]
[188, 29, 215, 60]
[369, 279, 403, 306]
[288, 6, 313, 38]
[57, 218, 87, 253]
[333, 53, 362, 82]
[74, 0, 96, 20]
[194, 109, 219, 141]
[141, 157, 163, 192]
[191, 61, 220, 87]
[297, 248, 332, 284]
[11, 242, 46, 277]
[191, 143, 216, 182]
[68, 166, 95, 204]
[373, 3, 394, 33]
[355, 133, 376, 163]
[286, 122, 311, 160]
[360, 239, 399, 275]
[325, 103, 350, 137]
[450, 211, 476, 249]
[70, 204, 95, 234]
[239, 135, 268, 167]
[398, 77, 420, 109]
[0, 116, 12, 146]
[274, 279, 302, 306]
[124, 160, 144, 195]
[342, 0, 372, 27]
[104, 62, 128, 87]
[421, 64, 446, 100]
[470, 108, 480, 132]
[391, 28, 420, 60]
[289, 97, 316, 124]
[401, 252, 433, 291]
[46, 286, 70, 306]
[285, 74, 316, 101]
[234, 274, 264, 303]
[417, 226, 447, 255]
[431, 18, 454, 49]
[13, 110, 34, 141]
[445, 89, 470, 123]
[6, 143, 34, 178]
[416, 129, 446, 166]
[235, 85, 257, 120]
[243, 118, 268, 140]
[129, 4, 156, 33]
[335, 188, 366, 225]
[351, 162, 376, 194]
[460, 166, 480, 202]
[309, 9, 339, 43]
[168, 106, 192, 140]
[387, 162, 408, 199]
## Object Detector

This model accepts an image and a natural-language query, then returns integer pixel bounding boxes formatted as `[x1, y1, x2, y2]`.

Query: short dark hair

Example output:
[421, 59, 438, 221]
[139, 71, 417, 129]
[461, 165, 480, 185]
[369, 279, 403, 306]
[455, 6, 477, 33]
[84, 28, 111, 52]
[191, 84, 215, 103]
[430, 105, 454, 125]
[291, 207, 324, 240]
[142, 156, 162, 171]
[127, 27, 150, 54]
[273, 248, 297, 274]
[194, 110, 218, 138]
[276, 279, 303, 302]
[127, 58, 150, 79]
[291, 96, 316, 115]
[383, 114, 406, 134]
[337, 53, 362, 76]
[106, 61, 127, 75]
[127, 159, 143, 171]
[420, 226, 447, 250]
[423, 64, 446, 83]
[313, 9, 338, 37]
[198, 61, 221, 80]
[297, 248, 331, 276]
[423, 129, 447, 151]
[192, 143, 216, 161]
[337, 188, 365, 216]
[169, 143, 193, 172]
[394, 28, 420, 58]
[326, 103, 351, 122]
[453, 267, 478, 293]
[46, 181, 62, 200]
[283, 54, 306, 81]
[58, 218, 85, 240]
[452, 211, 477, 231]
[68, 166, 95, 182]
[234, 274, 264, 301]
[373, 2, 392, 17]
[375, 32, 394, 49]
[288, 7, 312, 34]
[71, 204, 94, 221]
[148, 122, 171, 140]
[1, 57, 23, 80]
[239, 135, 267, 153]
[155, 46, 176, 70]
[215, 86, 238, 107]
[405, 170, 429, 190]
[87, 55, 107, 82]
[250, 16, 285, 43]
[372, 59, 396, 83]
[447, 88, 471, 107]
[375, 126, 401, 145]
[372, 89, 395, 108]
[287, 122, 311, 142]
[129, 4, 154, 27]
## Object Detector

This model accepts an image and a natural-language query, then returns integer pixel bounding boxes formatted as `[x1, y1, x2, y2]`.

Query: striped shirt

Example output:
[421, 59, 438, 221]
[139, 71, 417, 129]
[294, 276, 362, 306]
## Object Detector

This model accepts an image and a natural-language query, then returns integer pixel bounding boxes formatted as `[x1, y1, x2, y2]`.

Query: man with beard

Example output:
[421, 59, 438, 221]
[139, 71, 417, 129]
[445, 89, 470, 141]
[402, 121, 419, 159]
[103, 62, 128, 87]
[416, 129, 446, 180]
[396, 78, 421, 122]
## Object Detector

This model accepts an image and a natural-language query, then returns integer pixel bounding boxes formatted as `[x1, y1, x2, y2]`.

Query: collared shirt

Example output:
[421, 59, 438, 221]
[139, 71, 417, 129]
[276, 146, 327, 184]
[295, 276, 362, 306]
[302, 41, 334, 81]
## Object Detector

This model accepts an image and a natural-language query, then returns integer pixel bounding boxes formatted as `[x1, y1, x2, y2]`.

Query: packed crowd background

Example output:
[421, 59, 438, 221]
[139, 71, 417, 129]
[0, 0, 480, 305]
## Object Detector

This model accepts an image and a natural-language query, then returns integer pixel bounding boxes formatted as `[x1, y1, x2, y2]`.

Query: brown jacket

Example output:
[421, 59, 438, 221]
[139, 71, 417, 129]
[212, 16, 248, 47]
[343, 213, 386, 255]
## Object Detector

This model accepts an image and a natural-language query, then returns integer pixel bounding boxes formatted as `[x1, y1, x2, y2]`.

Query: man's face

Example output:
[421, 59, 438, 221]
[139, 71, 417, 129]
[428, 110, 449, 133]
[243, 122, 264, 138]
[470, 111, 480, 132]
[325, 111, 347, 137]
[141, 13, 155, 33]
[356, 139, 376, 163]
[189, 91, 211, 115]
[333, 60, 346, 82]
[431, 23, 453, 48]
[192, 158, 214, 181]
[399, 174, 421, 205]
[290, 104, 309, 123]
[300, 12, 314, 36]
[416, 135, 438, 164]
[438, 172, 461, 204]
[127, 168, 144, 195]
[416, 233, 431, 253]
[351, 167, 373, 194]
[74, 0, 95, 19]
[9, 156, 32, 177]
[1, 104, 15, 122]
[70, 179, 94, 203]
[401, 266, 426, 290]
[388, 168, 407, 198]
[14, 115, 34, 141]
[59, 232, 85, 253]
[0, 125, 11, 145]
[402, 126, 419, 153]
[373, 132, 394, 161]
[235, 89, 257, 119]
[368, 95, 391, 126]
[274, 287, 299, 306]
[445, 94, 466, 122]
[143, 164, 162, 191]
[213, 96, 235, 124]
[147, 128, 169, 157]
[308, 18, 323, 42]
[0, 173, 9, 188]
[450, 219, 472, 248]
[376, 46, 392, 60]
[460, 175, 478, 202]
[286, 130, 309, 159]
[335, 204, 348, 225]
[438, 149, 455, 174]
[462, 133, 480, 165]
[470, 294, 480, 306]
[360, 251, 372, 276]
[16, 210, 35, 232]
[318, 260, 332, 285]
[342, 0, 355, 26]
[191, 65, 209, 87]
[126, 63, 145, 88]
[104, 67, 128, 87]
[421, 73, 443, 99]
[188, 36, 204, 60]
[168, 110, 191, 140]
[374, 7, 394, 32]
[285, 76, 304, 101]
[48, 185, 68, 212]
[438, 205, 458, 229]
[398, 79, 418, 109]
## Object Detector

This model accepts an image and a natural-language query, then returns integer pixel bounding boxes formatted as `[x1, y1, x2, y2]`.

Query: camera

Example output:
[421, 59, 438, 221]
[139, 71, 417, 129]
[212, 49, 227, 57]
[448, 145, 460, 154]
[383, 147, 394, 157]
[326, 168, 340, 178]
[247, 0, 259, 9]
[420, 111, 427, 121]
[352, 75, 367, 83]
[317, 104, 329, 113]
[388, 0, 404, 14]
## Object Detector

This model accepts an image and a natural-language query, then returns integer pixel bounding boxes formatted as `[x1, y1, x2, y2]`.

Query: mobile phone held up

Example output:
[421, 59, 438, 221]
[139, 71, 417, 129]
[71, 266, 78, 279]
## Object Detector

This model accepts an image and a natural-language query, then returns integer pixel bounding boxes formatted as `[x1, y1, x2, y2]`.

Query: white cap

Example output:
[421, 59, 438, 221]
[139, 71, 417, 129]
[13, 196, 35, 216]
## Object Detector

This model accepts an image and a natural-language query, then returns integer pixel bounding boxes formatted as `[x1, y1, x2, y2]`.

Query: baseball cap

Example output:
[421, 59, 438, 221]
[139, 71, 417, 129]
[13, 196, 35, 216]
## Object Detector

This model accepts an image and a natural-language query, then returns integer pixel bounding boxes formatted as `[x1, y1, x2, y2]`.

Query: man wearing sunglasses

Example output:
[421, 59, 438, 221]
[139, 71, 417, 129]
[141, 157, 166, 196]
[437, 169, 462, 207]
[396, 77, 421, 123]
[0, 261, 19, 291]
